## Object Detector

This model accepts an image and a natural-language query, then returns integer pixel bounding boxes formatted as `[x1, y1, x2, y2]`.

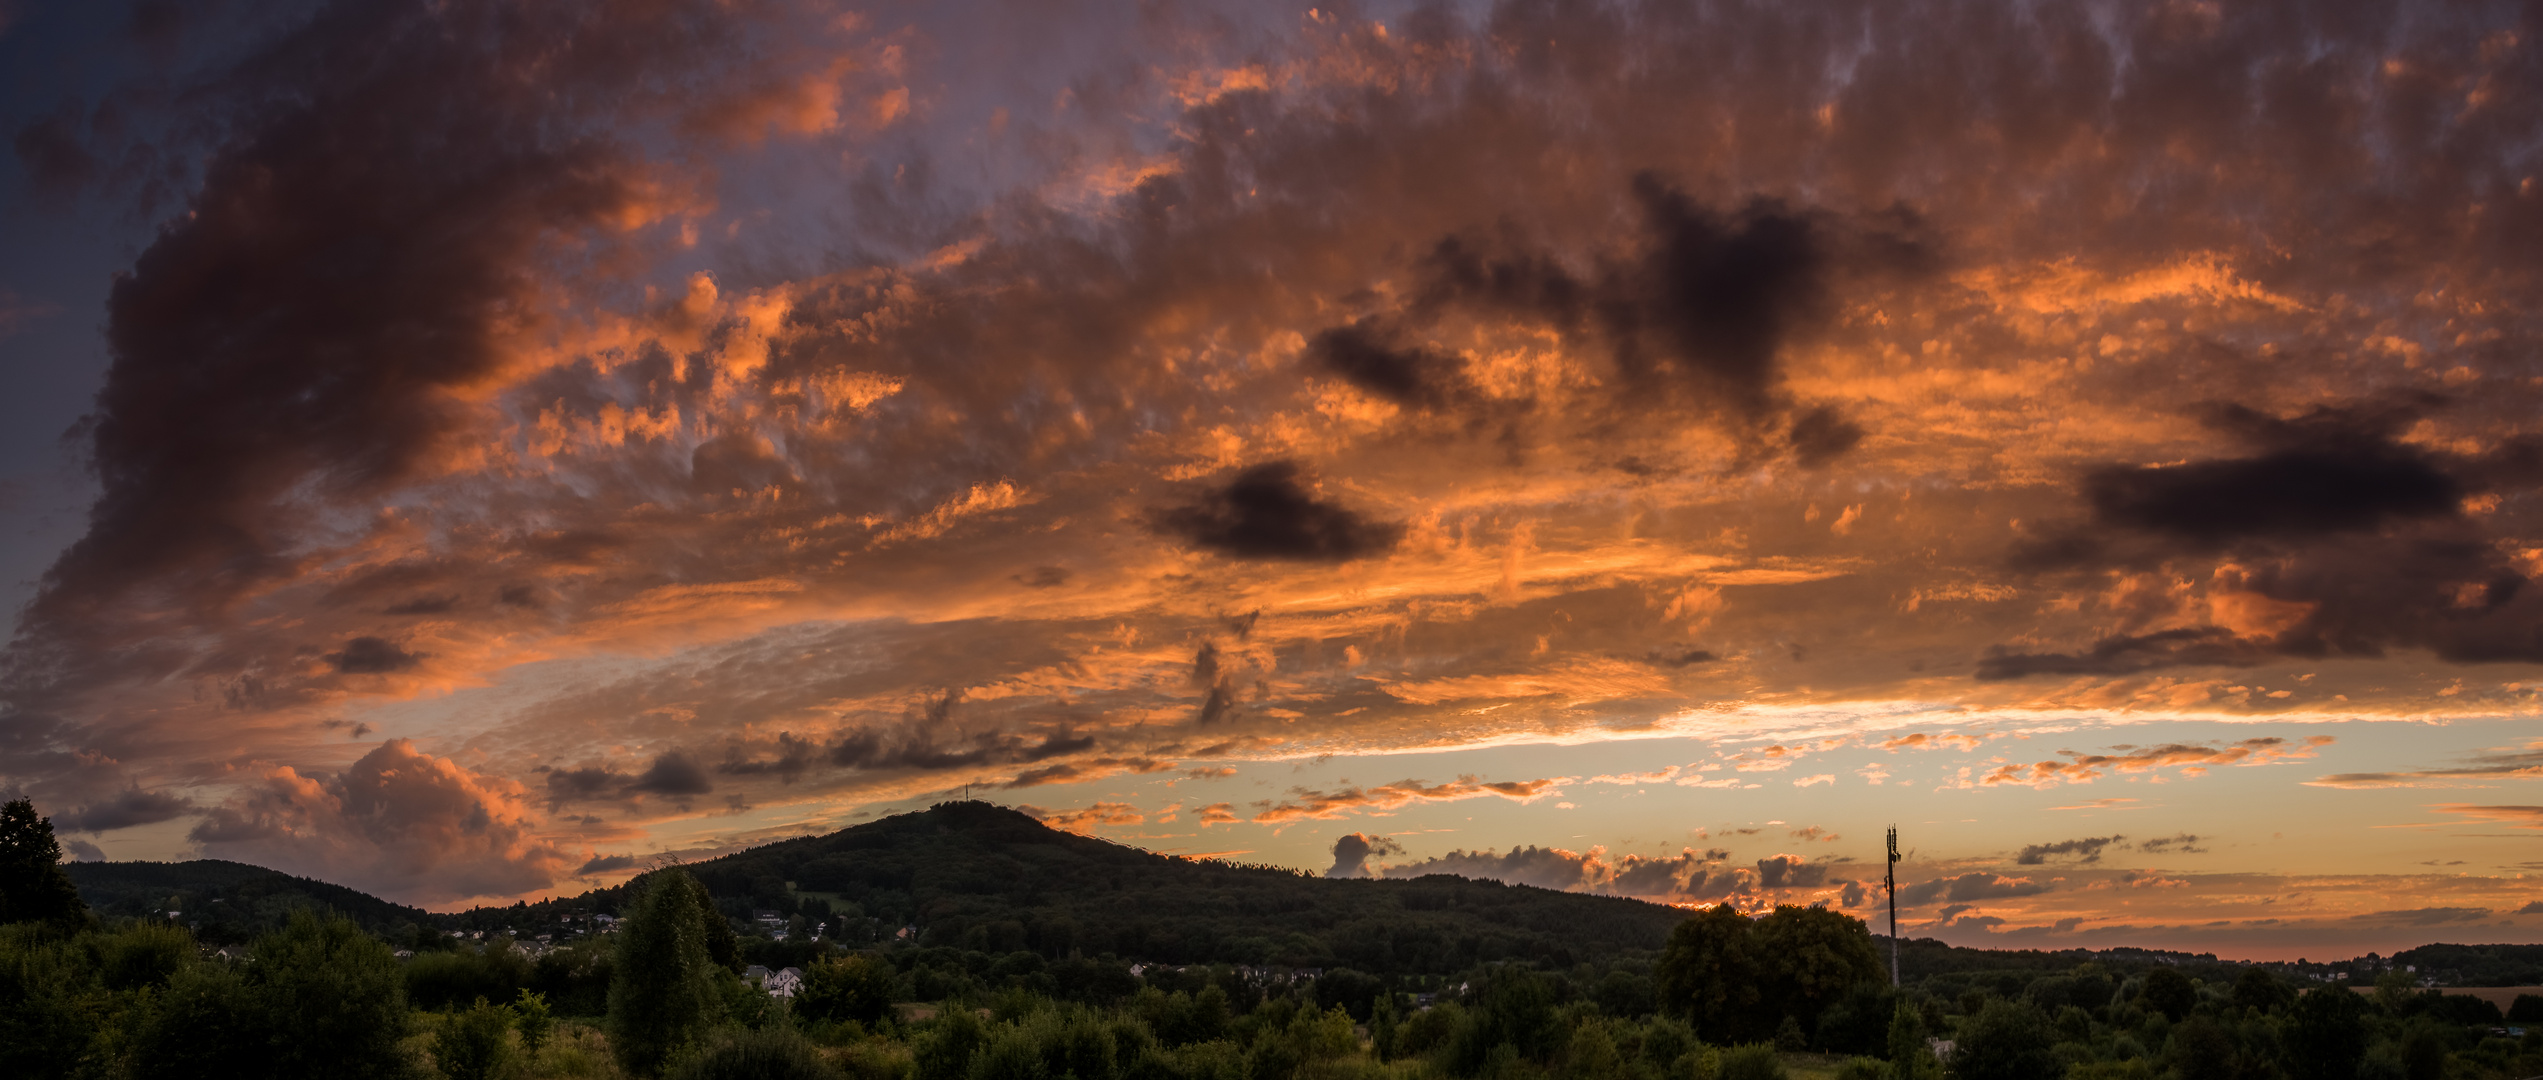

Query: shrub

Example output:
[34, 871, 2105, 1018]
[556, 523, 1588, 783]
[1831, 1057, 1894, 1080]
[516, 989, 556, 1052]
[436, 996, 518, 1080]
[803, 955, 901, 1028]
[1718, 1042, 1787, 1080]
[671, 1025, 845, 1080]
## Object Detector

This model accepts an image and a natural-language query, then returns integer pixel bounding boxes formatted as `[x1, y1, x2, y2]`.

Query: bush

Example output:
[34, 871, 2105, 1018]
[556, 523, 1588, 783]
[914, 1009, 990, 1080]
[1831, 1057, 1894, 1080]
[1718, 1042, 1786, 1080]
[125, 961, 267, 1079]
[435, 997, 517, 1080]
[671, 1025, 844, 1080]
[516, 989, 556, 1052]
[803, 954, 901, 1028]
[0, 924, 104, 1080]
[249, 912, 419, 1080]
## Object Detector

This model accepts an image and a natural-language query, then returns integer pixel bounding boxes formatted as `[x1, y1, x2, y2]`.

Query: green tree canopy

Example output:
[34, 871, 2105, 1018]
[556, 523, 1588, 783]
[2282, 988, 2370, 1080]
[1949, 997, 2057, 1080]
[1655, 904, 1767, 1041]
[1655, 904, 1883, 1045]
[2139, 966, 2197, 1023]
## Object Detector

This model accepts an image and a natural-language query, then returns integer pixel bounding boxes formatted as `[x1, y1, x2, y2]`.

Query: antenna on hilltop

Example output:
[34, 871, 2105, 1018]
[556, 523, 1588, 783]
[1886, 825, 1901, 988]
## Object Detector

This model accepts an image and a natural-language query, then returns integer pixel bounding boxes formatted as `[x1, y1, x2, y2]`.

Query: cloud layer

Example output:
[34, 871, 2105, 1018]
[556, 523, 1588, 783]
[4, 0, 2543, 920]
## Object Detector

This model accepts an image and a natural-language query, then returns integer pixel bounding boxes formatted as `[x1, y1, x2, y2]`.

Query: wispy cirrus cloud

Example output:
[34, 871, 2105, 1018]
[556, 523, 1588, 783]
[1982, 736, 2334, 789]
[2307, 743, 2543, 789]
[1252, 775, 1570, 825]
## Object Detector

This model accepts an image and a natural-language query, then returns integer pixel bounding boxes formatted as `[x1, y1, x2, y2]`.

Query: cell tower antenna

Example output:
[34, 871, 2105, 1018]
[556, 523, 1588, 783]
[1886, 825, 1901, 988]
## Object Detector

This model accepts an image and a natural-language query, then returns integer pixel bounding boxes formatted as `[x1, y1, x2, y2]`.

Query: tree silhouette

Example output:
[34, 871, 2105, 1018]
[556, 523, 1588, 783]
[607, 870, 729, 1076]
[0, 798, 87, 926]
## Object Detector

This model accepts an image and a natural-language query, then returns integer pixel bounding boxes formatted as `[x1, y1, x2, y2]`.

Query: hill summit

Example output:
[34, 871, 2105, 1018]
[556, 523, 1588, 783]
[499, 801, 1689, 974]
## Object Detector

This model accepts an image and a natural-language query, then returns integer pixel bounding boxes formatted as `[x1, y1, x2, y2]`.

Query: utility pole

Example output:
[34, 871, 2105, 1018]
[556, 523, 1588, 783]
[1886, 825, 1901, 988]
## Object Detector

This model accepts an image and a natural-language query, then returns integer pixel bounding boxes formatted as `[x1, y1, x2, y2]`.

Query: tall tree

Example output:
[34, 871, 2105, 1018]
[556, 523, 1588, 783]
[0, 799, 87, 926]
[608, 869, 729, 1076]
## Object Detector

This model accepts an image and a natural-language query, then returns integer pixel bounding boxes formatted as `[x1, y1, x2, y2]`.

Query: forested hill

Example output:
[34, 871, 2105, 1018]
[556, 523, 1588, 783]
[63, 858, 434, 943]
[484, 800, 1691, 975]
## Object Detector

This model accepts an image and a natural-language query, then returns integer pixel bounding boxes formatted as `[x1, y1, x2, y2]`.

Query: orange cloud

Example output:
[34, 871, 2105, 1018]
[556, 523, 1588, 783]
[187, 740, 572, 907]
[1023, 801, 1145, 832]
[2307, 743, 2543, 789]
[1252, 775, 1568, 824]
[1982, 736, 2333, 789]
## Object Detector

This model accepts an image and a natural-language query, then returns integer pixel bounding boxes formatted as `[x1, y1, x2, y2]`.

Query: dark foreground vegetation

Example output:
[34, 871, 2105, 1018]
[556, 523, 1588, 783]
[8, 799, 2543, 1079]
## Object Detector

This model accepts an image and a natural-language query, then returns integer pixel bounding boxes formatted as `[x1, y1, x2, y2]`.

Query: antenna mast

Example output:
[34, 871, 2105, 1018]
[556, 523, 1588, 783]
[1886, 825, 1901, 988]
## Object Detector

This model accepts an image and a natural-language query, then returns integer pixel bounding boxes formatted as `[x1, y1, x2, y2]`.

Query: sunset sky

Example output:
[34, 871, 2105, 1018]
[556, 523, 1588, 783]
[4, 0, 2542, 960]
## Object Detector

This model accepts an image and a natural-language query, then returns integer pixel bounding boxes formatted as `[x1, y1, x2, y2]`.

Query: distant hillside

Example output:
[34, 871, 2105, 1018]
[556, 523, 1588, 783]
[480, 801, 1690, 974]
[2391, 943, 2543, 987]
[65, 859, 435, 944]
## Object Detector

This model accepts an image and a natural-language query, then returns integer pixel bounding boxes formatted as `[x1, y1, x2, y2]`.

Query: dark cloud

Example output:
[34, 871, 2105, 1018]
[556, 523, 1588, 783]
[1896, 873, 2052, 906]
[2138, 833, 2206, 854]
[63, 838, 106, 862]
[1384, 844, 1601, 891]
[717, 732, 817, 783]
[1645, 647, 1720, 668]
[1787, 406, 1867, 468]
[2305, 746, 2543, 789]
[1324, 832, 1402, 878]
[627, 750, 712, 796]
[1606, 184, 1825, 420]
[1012, 567, 1070, 589]
[2518, 901, 2543, 916]
[575, 853, 638, 875]
[1991, 398, 2543, 676]
[2349, 907, 2493, 926]
[2016, 835, 2124, 865]
[58, 787, 194, 833]
[2081, 417, 2462, 548]
[822, 690, 1103, 775]
[1753, 853, 1831, 889]
[543, 766, 621, 804]
[329, 636, 424, 675]
[1306, 322, 1473, 410]
[1153, 461, 1403, 562]
[382, 595, 458, 616]
[1347, 179, 1908, 464]
[1976, 627, 2265, 680]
